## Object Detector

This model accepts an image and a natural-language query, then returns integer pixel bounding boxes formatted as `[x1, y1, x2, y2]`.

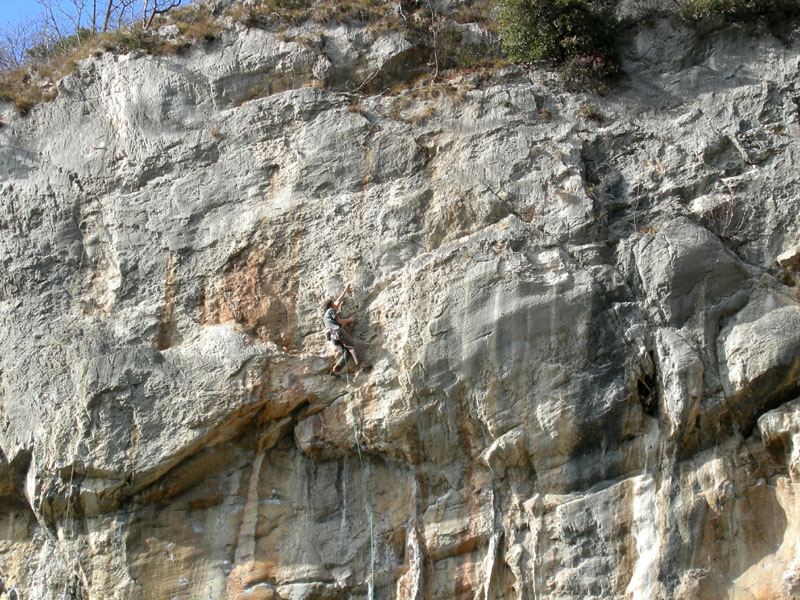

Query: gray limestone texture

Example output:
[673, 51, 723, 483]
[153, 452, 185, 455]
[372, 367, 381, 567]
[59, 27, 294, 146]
[2, 10, 800, 600]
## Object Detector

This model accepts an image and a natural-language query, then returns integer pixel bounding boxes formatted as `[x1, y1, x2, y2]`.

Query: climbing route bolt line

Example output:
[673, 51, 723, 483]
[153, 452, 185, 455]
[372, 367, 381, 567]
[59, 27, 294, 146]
[343, 350, 376, 600]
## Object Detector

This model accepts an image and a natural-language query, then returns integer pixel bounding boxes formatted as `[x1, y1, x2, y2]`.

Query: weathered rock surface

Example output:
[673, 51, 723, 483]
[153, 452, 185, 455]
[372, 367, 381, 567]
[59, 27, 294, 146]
[2, 10, 800, 600]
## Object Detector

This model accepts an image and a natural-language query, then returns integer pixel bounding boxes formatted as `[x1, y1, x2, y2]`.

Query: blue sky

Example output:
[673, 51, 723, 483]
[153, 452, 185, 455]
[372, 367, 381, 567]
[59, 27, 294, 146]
[0, 0, 43, 24]
[0, 1, 194, 28]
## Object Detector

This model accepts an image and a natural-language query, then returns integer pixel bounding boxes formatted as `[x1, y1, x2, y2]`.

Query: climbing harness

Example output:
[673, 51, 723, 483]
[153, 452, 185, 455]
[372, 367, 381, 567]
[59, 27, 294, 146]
[343, 350, 376, 600]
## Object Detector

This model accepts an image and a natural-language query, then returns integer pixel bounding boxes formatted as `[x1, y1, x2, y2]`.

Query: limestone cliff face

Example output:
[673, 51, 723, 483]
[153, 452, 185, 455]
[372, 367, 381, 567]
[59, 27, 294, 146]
[2, 12, 800, 600]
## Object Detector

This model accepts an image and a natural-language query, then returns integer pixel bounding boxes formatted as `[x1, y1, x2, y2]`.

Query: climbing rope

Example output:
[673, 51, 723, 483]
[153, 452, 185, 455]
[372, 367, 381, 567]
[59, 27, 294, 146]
[342, 350, 376, 600]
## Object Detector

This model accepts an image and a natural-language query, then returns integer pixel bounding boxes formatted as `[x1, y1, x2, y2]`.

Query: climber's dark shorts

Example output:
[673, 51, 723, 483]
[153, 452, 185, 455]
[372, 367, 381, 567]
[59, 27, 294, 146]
[328, 328, 363, 370]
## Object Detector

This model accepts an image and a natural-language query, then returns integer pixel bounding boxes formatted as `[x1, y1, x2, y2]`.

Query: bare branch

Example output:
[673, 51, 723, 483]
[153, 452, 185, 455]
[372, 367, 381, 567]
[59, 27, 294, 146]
[0, 14, 57, 71]
[145, 0, 182, 29]
[59, 0, 88, 34]
[102, 0, 117, 32]
[35, 0, 67, 41]
[0, 20, 32, 70]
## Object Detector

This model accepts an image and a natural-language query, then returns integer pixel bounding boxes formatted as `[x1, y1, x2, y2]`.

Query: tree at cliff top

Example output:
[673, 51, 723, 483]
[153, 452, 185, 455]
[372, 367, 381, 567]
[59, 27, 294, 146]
[496, 0, 619, 91]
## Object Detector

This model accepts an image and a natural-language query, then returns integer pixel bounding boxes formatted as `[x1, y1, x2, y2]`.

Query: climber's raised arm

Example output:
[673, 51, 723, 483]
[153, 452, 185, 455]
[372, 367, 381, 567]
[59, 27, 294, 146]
[331, 283, 351, 312]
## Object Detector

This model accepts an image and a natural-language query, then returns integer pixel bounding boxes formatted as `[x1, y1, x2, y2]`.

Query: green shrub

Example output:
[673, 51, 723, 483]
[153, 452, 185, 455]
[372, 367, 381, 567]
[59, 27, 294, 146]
[497, 0, 617, 64]
[497, 0, 618, 89]
[678, 0, 800, 22]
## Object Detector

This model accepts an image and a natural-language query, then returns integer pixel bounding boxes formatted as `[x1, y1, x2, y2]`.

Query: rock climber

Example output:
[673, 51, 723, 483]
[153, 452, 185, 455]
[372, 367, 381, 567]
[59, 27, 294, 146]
[323, 283, 372, 376]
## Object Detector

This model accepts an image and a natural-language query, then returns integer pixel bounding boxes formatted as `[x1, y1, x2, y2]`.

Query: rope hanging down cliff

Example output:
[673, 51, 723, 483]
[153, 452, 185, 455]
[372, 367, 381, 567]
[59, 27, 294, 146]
[322, 283, 376, 598]
[343, 348, 376, 600]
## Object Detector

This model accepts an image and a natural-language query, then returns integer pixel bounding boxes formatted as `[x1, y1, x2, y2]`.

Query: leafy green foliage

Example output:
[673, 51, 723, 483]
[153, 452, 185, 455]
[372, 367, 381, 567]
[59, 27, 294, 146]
[496, 0, 619, 90]
[497, 0, 617, 64]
